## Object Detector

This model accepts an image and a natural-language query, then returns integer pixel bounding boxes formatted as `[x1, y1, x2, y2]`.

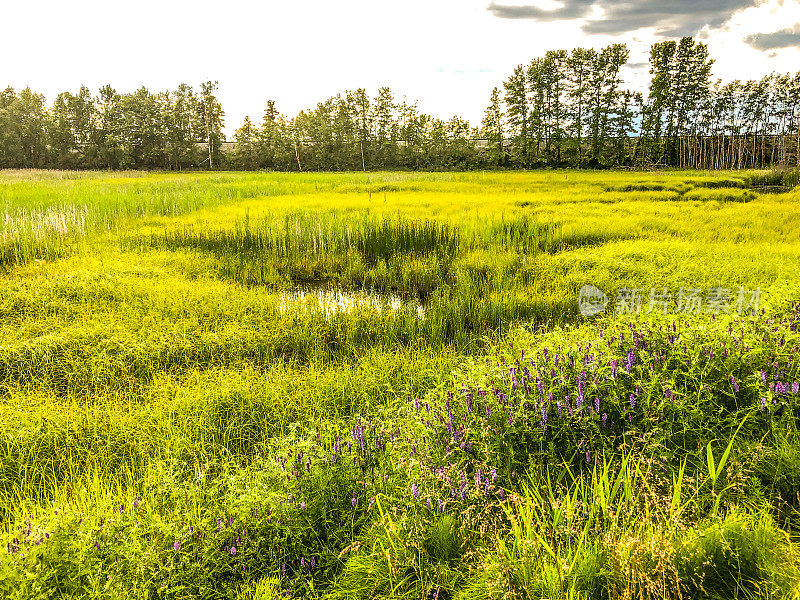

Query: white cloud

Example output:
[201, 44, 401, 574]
[703, 0, 800, 80]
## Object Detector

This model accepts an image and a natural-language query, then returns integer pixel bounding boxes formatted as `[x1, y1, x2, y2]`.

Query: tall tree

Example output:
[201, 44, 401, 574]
[373, 87, 396, 167]
[198, 80, 224, 169]
[257, 99, 288, 169]
[50, 85, 96, 167]
[3, 88, 51, 168]
[350, 89, 371, 170]
[166, 84, 199, 170]
[643, 37, 712, 166]
[95, 85, 125, 169]
[232, 116, 259, 170]
[481, 87, 505, 166]
[586, 43, 629, 166]
[565, 48, 596, 165]
[504, 65, 529, 166]
[539, 50, 568, 165]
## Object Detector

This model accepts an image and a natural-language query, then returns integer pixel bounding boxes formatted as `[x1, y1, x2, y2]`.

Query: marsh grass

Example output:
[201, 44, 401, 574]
[488, 464, 799, 600]
[1, 169, 800, 599]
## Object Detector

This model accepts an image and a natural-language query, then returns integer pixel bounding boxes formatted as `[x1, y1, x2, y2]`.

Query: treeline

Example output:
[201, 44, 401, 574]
[492, 38, 800, 168]
[0, 82, 224, 170]
[232, 91, 483, 171]
[1, 37, 799, 171]
[642, 40, 800, 169]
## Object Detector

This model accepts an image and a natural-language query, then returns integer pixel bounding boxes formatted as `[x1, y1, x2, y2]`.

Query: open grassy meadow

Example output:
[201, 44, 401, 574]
[1, 169, 800, 599]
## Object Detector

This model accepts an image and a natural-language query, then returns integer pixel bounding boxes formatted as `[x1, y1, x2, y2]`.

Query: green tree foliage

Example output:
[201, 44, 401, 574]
[500, 44, 635, 168]
[481, 87, 505, 166]
[198, 80, 225, 169]
[232, 116, 259, 170]
[50, 85, 95, 168]
[166, 84, 200, 171]
[565, 48, 595, 165]
[503, 65, 529, 166]
[0, 87, 49, 167]
[642, 37, 713, 166]
[586, 44, 629, 166]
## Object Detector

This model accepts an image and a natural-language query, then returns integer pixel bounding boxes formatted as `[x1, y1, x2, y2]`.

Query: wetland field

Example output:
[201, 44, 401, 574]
[1, 169, 800, 599]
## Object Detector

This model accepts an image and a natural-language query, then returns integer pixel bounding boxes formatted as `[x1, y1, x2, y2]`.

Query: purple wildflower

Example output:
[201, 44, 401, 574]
[230, 546, 236, 555]
[412, 484, 419, 500]
[626, 349, 635, 372]
[351, 496, 357, 507]
[731, 375, 739, 393]
[174, 541, 180, 551]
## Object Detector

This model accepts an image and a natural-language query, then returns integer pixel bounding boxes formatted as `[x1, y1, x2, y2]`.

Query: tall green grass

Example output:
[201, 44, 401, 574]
[1, 169, 800, 598]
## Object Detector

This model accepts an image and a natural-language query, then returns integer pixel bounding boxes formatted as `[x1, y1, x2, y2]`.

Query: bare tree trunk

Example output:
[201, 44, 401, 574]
[206, 107, 213, 170]
[796, 123, 800, 167]
[294, 142, 302, 171]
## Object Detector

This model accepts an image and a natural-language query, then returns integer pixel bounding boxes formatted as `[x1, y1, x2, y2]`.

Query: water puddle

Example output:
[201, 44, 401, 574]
[278, 286, 425, 319]
[749, 185, 793, 194]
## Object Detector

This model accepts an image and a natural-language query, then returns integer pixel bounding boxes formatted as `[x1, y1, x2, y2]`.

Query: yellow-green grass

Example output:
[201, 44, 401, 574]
[1, 170, 799, 493]
[1, 169, 799, 599]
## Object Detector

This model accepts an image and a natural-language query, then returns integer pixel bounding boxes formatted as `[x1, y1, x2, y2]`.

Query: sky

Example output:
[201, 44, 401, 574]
[2, 0, 800, 136]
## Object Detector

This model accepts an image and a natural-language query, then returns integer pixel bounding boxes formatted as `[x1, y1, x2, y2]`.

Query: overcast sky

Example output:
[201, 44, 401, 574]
[3, 0, 799, 135]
